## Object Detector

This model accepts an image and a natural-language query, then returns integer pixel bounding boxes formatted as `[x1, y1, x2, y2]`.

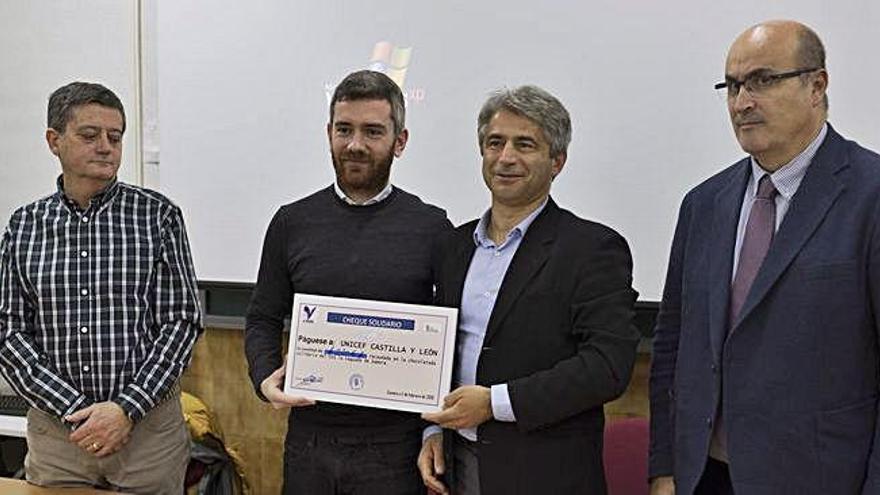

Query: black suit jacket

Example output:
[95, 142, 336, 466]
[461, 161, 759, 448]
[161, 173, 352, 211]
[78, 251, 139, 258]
[435, 198, 640, 494]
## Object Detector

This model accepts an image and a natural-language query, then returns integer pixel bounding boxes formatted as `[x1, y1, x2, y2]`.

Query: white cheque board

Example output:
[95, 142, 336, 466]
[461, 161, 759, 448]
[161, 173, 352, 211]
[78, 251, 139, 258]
[285, 294, 458, 413]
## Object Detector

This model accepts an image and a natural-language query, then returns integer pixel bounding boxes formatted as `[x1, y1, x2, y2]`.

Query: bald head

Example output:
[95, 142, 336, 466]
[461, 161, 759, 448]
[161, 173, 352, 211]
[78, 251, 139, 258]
[734, 20, 804, 46]
[723, 20, 829, 170]
[729, 20, 827, 109]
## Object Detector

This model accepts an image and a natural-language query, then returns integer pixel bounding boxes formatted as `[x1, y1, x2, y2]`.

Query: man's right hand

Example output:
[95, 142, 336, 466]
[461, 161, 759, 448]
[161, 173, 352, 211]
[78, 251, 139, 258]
[417, 433, 448, 494]
[66, 402, 132, 457]
[260, 363, 316, 409]
[650, 476, 675, 495]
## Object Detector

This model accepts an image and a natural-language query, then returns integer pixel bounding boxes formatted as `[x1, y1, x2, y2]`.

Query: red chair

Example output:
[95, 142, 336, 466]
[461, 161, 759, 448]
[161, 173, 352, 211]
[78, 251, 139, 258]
[604, 417, 650, 495]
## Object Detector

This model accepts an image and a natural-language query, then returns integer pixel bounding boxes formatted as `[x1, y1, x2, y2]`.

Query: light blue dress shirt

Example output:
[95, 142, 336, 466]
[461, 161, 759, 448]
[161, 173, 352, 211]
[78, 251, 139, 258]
[425, 199, 548, 442]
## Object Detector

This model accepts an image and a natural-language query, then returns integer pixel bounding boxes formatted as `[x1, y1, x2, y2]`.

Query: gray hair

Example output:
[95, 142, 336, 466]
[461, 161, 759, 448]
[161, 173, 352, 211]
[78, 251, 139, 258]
[329, 70, 406, 135]
[795, 24, 828, 110]
[48, 82, 126, 133]
[477, 85, 571, 159]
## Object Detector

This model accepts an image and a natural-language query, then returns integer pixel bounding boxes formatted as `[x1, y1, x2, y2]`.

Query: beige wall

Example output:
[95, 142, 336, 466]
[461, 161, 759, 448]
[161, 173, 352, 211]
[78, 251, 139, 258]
[180, 330, 288, 495]
[180, 328, 650, 494]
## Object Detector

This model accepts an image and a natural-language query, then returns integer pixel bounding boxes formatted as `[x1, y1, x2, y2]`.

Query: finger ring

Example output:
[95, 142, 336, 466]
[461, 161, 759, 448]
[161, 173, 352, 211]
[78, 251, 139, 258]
[91, 442, 101, 450]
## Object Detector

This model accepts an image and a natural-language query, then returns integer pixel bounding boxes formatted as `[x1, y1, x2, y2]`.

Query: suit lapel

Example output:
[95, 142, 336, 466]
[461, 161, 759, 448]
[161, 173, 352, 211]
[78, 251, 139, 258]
[708, 161, 750, 359]
[444, 223, 478, 308]
[732, 127, 848, 329]
[483, 200, 559, 344]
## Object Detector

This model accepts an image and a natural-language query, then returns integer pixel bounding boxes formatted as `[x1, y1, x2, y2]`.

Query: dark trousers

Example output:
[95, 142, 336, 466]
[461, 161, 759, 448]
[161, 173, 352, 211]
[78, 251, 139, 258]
[695, 457, 734, 495]
[451, 434, 481, 495]
[283, 426, 422, 495]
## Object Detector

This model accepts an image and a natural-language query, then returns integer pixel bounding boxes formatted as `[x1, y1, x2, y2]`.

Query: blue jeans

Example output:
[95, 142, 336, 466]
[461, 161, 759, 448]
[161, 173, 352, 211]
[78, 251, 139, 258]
[283, 426, 422, 495]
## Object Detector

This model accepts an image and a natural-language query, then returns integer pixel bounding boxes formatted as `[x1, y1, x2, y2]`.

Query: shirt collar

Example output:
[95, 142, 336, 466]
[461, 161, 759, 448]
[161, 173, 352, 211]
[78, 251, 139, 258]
[56, 175, 121, 211]
[473, 197, 549, 249]
[333, 182, 394, 206]
[748, 122, 828, 200]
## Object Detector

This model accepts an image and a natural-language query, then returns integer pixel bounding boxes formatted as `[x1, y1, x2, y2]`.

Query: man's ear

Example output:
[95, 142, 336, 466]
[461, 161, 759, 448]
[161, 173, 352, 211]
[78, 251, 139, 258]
[46, 128, 61, 157]
[393, 128, 409, 158]
[811, 69, 828, 108]
[551, 152, 567, 179]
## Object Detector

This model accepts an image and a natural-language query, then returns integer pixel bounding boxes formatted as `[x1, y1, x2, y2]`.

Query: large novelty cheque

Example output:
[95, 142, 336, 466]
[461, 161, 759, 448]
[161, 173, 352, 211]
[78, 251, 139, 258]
[285, 294, 458, 413]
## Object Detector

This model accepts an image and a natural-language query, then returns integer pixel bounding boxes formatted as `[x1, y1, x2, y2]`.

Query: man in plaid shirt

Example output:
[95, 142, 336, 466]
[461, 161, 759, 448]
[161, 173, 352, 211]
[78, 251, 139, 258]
[0, 82, 202, 494]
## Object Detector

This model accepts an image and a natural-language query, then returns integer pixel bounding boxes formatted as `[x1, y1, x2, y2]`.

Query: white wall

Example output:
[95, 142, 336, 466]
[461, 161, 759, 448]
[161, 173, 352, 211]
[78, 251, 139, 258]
[3, 1, 878, 301]
[0, 1, 142, 228]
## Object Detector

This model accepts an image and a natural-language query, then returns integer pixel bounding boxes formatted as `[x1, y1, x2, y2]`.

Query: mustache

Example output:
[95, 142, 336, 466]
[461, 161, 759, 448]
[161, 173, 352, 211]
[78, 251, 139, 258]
[733, 111, 763, 126]
[492, 163, 522, 174]
[340, 150, 370, 161]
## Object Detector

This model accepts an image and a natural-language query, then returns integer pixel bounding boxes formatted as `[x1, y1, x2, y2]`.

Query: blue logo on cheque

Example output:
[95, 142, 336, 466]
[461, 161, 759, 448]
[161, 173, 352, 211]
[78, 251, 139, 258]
[349, 374, 364, 390]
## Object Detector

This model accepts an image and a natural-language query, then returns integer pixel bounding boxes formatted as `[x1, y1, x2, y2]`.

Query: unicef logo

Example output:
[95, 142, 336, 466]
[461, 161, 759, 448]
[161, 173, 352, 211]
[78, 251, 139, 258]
[349, 374, 364, 390]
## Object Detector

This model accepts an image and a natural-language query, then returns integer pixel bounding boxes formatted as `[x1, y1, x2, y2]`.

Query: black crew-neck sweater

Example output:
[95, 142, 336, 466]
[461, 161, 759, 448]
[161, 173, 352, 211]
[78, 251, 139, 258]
[245, 185, 451, 432]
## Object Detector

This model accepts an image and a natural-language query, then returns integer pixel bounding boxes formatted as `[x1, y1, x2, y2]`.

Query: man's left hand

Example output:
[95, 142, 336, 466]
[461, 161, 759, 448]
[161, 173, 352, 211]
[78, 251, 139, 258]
[422, 385, 493, 429]
[67, 402, 133, 457]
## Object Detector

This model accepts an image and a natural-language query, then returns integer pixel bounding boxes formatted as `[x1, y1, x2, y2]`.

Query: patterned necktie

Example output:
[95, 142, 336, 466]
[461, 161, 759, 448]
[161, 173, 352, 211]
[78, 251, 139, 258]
[729, 174, 778, 327]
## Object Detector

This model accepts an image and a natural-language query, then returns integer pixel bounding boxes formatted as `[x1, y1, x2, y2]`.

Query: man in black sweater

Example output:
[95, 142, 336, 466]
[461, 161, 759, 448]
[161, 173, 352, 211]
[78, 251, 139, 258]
[245, 70, 451, 494]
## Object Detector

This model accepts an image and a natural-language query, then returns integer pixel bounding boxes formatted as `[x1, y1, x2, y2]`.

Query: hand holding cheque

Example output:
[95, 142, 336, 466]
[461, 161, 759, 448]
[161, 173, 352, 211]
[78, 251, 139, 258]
[421, 385, 493, 429]
[260, 360, 317, 409]
[283, 294, 458, 413]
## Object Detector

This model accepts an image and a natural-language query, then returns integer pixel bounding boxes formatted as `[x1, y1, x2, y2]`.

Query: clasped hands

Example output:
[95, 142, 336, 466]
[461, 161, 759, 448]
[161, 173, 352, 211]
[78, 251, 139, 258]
[66, 401, 133, 458]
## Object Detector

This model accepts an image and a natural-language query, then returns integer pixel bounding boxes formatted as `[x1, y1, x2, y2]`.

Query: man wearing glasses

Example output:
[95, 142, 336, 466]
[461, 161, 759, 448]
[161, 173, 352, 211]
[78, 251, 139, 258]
[650, 20, 880, 495]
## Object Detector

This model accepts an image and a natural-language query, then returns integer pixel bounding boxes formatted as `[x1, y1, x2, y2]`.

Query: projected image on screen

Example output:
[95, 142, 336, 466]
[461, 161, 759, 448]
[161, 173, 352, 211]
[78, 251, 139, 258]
[157, 1, 880, 300]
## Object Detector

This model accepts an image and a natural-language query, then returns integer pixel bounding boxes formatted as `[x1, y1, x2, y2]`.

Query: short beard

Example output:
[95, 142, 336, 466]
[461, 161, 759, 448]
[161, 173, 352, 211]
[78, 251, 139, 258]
[331, 147, 394, 200]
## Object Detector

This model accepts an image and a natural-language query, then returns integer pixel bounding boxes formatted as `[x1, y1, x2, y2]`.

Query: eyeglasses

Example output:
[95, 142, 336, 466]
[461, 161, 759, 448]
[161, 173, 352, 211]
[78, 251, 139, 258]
[714, 67, 821, 98]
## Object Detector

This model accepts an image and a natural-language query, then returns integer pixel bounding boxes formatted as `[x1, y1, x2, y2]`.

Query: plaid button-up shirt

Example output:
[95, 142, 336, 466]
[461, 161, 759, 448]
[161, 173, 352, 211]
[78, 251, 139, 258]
[0, 178, 202, 423]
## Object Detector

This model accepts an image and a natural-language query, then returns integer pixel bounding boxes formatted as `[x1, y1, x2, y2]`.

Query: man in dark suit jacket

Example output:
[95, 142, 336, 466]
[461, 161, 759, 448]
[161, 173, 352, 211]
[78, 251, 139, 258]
[417, 85, 640, 494]
[650, 20, 880, 495]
